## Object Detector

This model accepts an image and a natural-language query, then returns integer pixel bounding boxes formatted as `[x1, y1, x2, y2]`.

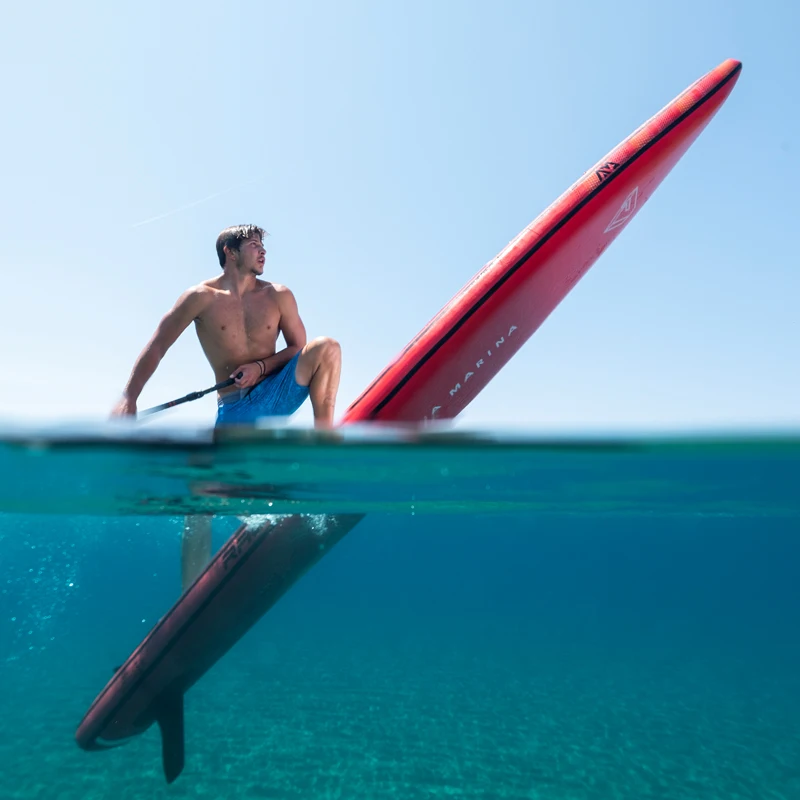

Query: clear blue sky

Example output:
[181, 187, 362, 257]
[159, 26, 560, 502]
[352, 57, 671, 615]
[0, 0, 796, 432]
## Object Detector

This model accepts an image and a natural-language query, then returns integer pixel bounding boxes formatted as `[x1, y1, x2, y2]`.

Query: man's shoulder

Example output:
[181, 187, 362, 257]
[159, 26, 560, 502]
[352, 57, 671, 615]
[264, 281, 295, 297]
[189, 279, 225, 303]
[254, 280, 295, 302]
[254, 279, 289, 292]
[171, 281, 218, 314]
[196, 276, 224, 293]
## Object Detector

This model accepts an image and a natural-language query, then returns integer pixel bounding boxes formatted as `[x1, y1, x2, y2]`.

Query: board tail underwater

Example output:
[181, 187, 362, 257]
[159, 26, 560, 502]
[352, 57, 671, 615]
[74, 58, 742, 782]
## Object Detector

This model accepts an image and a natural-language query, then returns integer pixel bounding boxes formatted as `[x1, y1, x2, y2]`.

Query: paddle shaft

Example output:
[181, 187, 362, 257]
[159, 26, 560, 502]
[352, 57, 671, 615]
[138, 372, 243, 417]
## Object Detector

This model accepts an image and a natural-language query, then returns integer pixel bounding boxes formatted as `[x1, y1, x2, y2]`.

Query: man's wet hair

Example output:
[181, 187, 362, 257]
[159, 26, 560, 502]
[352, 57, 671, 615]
[216, 224, 268, 267]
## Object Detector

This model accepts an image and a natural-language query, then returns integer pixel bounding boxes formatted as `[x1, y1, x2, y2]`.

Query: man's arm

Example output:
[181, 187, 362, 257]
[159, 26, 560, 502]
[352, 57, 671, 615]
[276, 286, 307, 352]
[257, 286, 307, 370]
[111, 287, 207, 416]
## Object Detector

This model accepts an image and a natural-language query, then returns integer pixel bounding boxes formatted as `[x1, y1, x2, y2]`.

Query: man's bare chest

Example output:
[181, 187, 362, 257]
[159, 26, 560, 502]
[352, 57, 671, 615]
[199, 293, 281, 344]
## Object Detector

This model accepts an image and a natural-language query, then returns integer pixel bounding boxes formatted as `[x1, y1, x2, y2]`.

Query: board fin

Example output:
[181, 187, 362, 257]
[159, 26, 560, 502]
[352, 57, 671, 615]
[154, 690, 185, 783]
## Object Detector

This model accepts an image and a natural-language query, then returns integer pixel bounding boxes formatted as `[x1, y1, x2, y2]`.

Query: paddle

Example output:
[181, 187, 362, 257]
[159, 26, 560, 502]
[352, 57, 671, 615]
[138, 372, 244, 417]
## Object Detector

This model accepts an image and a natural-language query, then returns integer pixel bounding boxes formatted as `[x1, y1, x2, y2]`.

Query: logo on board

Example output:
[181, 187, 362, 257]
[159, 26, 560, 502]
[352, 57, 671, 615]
[604, 187, 639, 233]
[595, 161, 620, 182]
[428, 324, 519, 419]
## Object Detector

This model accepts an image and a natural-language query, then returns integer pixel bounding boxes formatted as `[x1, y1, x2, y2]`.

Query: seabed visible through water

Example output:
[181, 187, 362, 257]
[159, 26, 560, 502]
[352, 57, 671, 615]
[1, 421, 799, 799]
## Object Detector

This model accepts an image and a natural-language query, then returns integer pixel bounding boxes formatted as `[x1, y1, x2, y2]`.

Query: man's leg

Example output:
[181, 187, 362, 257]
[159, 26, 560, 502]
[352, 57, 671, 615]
[295, 336, 342, 428]
[178, 340, 340, 592]
[181, 515, 212, 592]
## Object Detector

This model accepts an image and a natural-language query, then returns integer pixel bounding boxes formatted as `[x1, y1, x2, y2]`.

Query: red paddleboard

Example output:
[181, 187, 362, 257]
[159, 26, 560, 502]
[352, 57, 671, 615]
[343, 59, 742, 423]
[75, 59, 742, 782]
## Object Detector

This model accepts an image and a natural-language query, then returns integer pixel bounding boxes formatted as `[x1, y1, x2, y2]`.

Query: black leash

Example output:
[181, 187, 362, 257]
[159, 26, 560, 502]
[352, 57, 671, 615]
[138, 372, 243, 417]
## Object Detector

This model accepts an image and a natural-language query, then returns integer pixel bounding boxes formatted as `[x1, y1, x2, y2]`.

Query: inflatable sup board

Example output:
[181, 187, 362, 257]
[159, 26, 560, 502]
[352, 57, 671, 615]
[75, 58, 742, 782]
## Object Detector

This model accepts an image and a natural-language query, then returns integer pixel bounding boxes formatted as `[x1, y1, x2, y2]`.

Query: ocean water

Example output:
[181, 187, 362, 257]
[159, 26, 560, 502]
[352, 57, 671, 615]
[1, 424, 799, 799]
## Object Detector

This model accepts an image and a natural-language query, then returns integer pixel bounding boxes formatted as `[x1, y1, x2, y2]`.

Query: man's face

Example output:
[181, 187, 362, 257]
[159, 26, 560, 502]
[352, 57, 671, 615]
[233, 236, 265, 275]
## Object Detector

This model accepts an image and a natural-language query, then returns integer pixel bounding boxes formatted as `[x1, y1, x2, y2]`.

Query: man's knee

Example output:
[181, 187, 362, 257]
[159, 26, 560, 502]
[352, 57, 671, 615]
[311, 336, 341, 364]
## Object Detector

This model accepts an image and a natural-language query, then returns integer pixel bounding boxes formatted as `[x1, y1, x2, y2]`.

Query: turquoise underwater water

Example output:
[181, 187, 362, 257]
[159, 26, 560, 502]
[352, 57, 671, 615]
[1, 424, 799, 799]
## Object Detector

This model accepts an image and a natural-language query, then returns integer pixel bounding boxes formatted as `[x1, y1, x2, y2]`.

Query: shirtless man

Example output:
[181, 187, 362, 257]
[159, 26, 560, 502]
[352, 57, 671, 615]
[111, 223, 342, 590]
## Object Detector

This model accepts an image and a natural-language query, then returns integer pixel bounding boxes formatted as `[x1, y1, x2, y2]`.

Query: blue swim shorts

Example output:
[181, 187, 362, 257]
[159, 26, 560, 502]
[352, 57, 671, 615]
[215, 351, 310, 426]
